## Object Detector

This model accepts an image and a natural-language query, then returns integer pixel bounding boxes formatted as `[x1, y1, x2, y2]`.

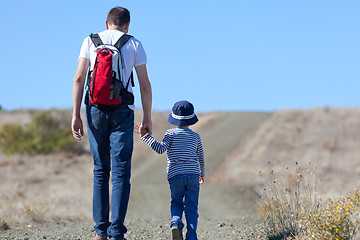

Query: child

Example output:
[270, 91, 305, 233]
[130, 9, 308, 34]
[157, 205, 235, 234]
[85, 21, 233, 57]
[136, 100, 205, 240]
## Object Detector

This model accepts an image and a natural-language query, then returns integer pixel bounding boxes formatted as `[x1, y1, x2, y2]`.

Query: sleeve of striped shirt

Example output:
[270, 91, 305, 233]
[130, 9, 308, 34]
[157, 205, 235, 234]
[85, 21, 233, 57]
[197, 135, 205, 177]
[141, 131, 172, 154]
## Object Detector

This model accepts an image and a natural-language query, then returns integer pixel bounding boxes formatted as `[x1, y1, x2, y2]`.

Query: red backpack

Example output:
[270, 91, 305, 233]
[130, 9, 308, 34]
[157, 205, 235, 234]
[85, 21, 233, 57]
[85, 33, 135, 108]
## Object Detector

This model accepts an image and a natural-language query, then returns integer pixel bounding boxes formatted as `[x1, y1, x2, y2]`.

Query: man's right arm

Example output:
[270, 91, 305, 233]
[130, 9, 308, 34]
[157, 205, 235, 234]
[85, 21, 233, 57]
[71, 57, 89, 140]
[135, 64, 152, 137]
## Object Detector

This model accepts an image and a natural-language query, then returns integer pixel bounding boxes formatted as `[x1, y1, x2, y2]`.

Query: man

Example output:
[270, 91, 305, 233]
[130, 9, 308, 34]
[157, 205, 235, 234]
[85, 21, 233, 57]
[71, 7, 152, 240]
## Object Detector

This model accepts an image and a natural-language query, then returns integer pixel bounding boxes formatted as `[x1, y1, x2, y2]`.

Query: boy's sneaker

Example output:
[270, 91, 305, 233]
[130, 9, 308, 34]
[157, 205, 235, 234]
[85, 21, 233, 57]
[171, 223, 183, 240]
[94, 233, 107, 240]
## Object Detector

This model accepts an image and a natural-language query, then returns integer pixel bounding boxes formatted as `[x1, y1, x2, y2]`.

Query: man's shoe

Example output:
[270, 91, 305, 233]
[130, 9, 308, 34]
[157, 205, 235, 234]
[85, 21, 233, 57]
[94, 233, 107, 240]
[171, 223, 183, 240]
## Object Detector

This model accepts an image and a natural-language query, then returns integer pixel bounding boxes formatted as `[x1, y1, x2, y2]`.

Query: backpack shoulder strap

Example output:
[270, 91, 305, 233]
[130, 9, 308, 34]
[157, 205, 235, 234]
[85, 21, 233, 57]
[114, 34, 133, 50]
[115, 34, 135, 87]
[89, 33, 104, 47]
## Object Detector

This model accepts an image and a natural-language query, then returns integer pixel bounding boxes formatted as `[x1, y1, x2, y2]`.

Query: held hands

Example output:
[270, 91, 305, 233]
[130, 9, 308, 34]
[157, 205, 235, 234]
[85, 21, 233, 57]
[199, 177, 204, 185]
[135, 121, 152, 138]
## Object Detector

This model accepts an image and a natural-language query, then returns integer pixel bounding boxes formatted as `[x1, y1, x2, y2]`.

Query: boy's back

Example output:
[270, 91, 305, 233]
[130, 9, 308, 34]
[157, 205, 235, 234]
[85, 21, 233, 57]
[142, 127, 205, 180]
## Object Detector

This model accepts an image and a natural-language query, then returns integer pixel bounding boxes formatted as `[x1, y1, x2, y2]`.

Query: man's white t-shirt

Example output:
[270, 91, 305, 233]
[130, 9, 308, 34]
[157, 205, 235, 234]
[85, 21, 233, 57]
[78, 29, 147, 110]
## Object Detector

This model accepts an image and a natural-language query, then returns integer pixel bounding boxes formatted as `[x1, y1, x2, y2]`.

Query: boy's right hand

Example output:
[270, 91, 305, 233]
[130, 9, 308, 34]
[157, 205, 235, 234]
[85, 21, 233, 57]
[199, 177, 204, 185]
[135, 123, 141, 135]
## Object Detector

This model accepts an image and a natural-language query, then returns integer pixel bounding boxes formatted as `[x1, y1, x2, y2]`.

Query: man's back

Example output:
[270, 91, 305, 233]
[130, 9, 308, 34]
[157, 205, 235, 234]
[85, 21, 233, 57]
[79, 29, 147, 110]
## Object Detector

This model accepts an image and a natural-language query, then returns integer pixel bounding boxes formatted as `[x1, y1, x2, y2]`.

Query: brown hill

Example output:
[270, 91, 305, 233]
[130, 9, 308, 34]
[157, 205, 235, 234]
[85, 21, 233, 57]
[215, 107, 360, 198]
[0, 108, 359, 239]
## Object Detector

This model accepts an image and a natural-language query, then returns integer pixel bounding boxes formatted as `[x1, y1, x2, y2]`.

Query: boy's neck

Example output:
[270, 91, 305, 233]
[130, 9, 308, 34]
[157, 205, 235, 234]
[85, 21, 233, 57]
[177, 126, 189, 129]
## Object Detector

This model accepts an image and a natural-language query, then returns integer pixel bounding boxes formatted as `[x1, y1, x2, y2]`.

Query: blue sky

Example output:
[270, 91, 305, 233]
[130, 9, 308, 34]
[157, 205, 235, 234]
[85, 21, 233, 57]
[0, 1, 359, 112]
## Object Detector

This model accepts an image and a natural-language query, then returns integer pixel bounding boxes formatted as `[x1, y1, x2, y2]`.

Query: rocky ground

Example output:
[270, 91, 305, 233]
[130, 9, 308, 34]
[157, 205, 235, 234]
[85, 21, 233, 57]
[0, 217, 267, 240]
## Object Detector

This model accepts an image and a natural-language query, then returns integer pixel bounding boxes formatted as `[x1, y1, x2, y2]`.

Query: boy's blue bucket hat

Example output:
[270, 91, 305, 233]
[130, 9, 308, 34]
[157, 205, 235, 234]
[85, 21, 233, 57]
[168, 100, 198, 126]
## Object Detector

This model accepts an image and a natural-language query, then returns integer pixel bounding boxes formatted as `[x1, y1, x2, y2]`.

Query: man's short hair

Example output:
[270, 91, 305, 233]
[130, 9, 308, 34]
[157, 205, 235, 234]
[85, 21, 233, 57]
[107, 7, 130, 26]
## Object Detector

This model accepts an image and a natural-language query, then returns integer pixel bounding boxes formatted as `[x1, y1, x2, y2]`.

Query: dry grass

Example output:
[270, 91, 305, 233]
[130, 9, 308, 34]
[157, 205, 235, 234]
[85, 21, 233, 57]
[259, 184, 360, 240]
[258, 161, 360, 240]
[258, 161, 321, 239]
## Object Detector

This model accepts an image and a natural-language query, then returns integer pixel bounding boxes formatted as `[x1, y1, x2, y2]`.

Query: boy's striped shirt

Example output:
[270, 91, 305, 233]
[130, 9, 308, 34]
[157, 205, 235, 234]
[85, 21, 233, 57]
[141, 128, 205, 180]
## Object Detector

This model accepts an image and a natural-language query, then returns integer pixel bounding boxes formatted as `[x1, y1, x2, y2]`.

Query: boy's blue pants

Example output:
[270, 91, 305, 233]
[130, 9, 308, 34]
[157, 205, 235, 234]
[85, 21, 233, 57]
[169, 174, 200, 240]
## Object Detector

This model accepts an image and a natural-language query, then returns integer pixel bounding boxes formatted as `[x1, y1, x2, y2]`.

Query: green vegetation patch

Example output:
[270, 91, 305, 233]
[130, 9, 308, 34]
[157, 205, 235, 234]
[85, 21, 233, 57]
[0, 110, 81, 155]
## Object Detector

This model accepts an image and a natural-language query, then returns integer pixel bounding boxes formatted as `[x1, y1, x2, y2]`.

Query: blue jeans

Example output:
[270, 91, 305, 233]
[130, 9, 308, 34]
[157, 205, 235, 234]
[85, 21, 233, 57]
[169, 174, 200, 240]
[86, 105, 134, 240]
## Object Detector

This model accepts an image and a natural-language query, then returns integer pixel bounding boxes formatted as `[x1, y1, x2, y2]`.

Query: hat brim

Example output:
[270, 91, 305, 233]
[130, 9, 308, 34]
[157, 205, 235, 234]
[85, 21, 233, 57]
[168, 113, 198, 126]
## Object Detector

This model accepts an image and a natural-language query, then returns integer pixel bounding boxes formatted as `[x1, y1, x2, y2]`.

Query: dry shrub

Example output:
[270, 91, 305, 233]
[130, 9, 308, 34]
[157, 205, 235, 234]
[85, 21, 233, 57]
[259, 161, 360, 240]
[258, 161, 321, 239]
[24, 203, 49, 223]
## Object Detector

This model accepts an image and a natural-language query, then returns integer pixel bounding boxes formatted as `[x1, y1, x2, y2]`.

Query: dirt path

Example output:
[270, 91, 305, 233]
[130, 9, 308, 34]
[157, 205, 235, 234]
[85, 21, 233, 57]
[127, 112, 270, 220]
